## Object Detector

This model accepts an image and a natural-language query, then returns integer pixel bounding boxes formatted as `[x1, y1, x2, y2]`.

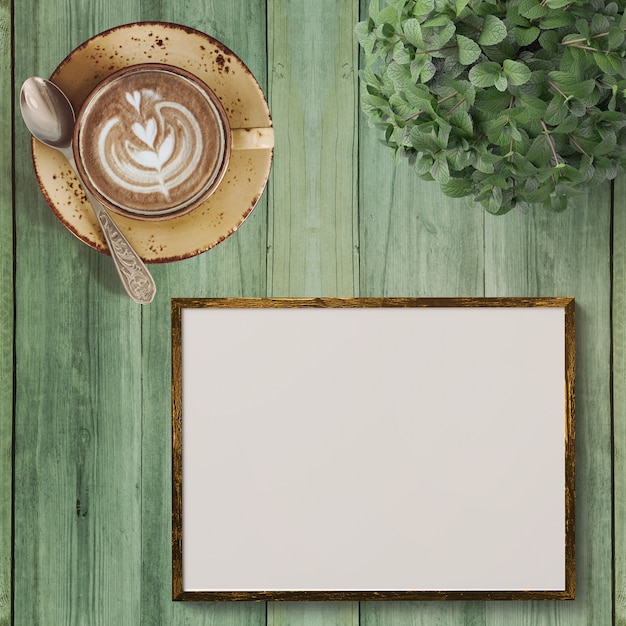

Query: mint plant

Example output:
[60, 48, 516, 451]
[356, 0, 626, 213]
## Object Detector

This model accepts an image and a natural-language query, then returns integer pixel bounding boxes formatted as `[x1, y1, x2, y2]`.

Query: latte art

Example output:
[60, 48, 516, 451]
[99, 89, 206, 202]
[75, 66, 228, 217]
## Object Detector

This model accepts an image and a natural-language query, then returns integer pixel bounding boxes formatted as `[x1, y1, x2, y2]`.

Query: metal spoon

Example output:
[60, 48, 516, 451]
[20, 77, 156, 304]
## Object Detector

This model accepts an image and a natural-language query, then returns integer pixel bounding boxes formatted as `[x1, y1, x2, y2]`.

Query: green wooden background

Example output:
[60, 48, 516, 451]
[2, 0, 624, 624]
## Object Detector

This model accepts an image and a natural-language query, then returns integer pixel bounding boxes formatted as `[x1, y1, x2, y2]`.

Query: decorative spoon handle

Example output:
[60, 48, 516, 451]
[86, 188, 157, 304]
[65, 150, 156, 304]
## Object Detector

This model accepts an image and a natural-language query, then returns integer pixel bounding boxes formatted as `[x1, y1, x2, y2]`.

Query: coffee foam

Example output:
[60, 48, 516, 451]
[77, 68, 225, 215]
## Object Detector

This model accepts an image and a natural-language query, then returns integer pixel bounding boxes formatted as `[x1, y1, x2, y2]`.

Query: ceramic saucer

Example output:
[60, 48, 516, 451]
[33, 22, 273, 263]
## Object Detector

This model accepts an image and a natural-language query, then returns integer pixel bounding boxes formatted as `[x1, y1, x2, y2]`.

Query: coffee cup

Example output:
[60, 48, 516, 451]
[73, 63, 273, 220]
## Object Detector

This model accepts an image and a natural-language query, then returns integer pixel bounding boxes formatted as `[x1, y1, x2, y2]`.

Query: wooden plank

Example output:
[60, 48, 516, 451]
[262, 0, 359, 624]
[357, 142, 487, 626]
[356, 1, 486, 621]
[484, 192, 613, 625]
[613, 175, 626, 626]
[269, 603, 358, 626]
[267, 0, 359, 298]
[138, 2, 269, 625]
[0, 1, 12, 624]
[12, 4, 143, 625]
[358, 152, 486, 298]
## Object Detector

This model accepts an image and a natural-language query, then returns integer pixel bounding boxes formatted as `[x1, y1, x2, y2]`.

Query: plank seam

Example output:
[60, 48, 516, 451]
[10, 0, 16, 622]
[611, 178, 617, 626]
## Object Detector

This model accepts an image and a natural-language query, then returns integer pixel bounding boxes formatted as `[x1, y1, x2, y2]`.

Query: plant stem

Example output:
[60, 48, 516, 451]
[405, 109, 424, 121]
[548, 80, 568, 100]
[567, 43, 599, 52]
[415, 45, 457, 56]
[562, 30, 624, 46]
[438, 92, 458, 105]
[541, 119, 560, 166]
[568, 133, 590, 158]
[447, 97, 467, 116]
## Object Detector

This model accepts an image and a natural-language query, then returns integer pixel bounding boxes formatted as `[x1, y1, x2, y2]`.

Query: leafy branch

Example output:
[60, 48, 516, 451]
[357, 0, 626, 214]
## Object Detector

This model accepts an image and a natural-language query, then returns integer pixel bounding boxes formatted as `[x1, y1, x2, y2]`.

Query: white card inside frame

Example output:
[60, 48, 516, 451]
[172, 297, 575, 601]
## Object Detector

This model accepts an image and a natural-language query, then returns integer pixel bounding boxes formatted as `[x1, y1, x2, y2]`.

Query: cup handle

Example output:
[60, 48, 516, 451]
[231, 127, 274, 150]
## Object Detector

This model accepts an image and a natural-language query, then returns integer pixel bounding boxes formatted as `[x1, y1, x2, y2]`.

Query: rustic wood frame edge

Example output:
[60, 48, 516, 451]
[171, 297, 576, 602]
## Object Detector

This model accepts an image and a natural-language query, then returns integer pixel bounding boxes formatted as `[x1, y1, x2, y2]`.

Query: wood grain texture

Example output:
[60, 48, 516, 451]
[357, 3, 485, 622]
[5, 0, 622, 625]
[12, 3, 144, 625]
[613, 175, 626, 626]
[263, 0, 359, 623]
[484, 191, 613, 625]
[357, 104, 485, 298]
[268, 603, 359, 626]
[267, 0, 359, 298]
[138, 2, 268, 625]
[0, 0, 12, 624]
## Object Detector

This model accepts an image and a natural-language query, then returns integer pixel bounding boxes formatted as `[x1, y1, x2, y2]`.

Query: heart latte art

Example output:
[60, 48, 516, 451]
[75, 67, 227, 217]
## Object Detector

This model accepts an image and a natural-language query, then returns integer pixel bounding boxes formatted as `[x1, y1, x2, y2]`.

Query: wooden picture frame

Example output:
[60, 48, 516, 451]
[171, 297, 575, 601]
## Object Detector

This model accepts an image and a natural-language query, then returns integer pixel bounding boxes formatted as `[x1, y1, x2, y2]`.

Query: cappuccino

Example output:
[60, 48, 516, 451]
[74, 64, 230, 218]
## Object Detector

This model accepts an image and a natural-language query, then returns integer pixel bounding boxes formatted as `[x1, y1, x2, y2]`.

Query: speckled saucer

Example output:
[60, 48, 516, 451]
[32, 22, 273, 263]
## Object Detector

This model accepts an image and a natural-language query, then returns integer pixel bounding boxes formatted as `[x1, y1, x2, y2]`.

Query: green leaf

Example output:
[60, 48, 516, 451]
[540, 13, 575, 29]
[552, 115, 578, 134]
[437, 19, 458, 47]
[457, 34, 481, 65]
[455, 0, 470, 16]
[545, 192, 569, 213]
[548, 71, 596, 99]
[440, 177, 473, 197]
[594, 52, 623, 75]
[484, 115, 509, 143]
[514, 26, 540, 46]
[474, 149, 501, 173]
[608, 25, 625, 50]
[393, 41, 411, 64]
[555, 163, 586, 183]
[484, 186, 504, 214]
[420, 61, 437, 83]
[591, 14, 611, 37]
[423, 14, 453, 28]
[508, 153, 539, 177]
[468, 61, 501, 88]
[403, 18, 424, 47]
[368, 0, 380, 20]
[507, 4, 532, 28]
[447, 145, 473, 170]
[430, 153, 450, 182]
[375, 5, 400, 27]
[607, 2, 619, 16]
[519, 0, 548, 19]
[503, 60, 532, 86]
[526, 134, 554, 167]
[410, 56, 428, 82]
[525, 180, 553, 203]
[382, 22, 396, 38]
[575, 19, 590, 39]
[414, 153, 434, 177]
[539, 30, 559, 53]
[449, 110, 474, 137]
[355, 20, 371, 43]
[478, 15, 508, 46]
[409, 127, 440, 152]
[405, 85, 436, 116]
[545, 0, 573, 7]
[544, 95, 569, 125]
[495, 74, 509, 92]
[474, 89, 512, 118]
[389, 93, 416, 118]
[413, 0, 435, 17]
[453, 79, 476, 106]
[516, 95, 548, 120]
